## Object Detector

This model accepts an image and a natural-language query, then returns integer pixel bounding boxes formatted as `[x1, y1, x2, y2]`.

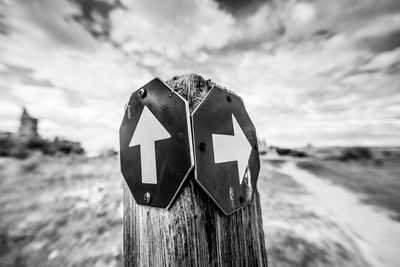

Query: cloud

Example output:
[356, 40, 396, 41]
[212, 0, 270, 17]
[5, 0, 97, 50]
[70, 0, 122, 38]
[1, 0, 399, 153]
[359, 30, 400, 53]
[110, 0, 235, 58]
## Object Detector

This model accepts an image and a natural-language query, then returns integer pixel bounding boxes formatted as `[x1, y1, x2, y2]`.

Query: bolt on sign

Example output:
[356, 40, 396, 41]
[120, 78, 194, 209]
[120, 78, 260, 215]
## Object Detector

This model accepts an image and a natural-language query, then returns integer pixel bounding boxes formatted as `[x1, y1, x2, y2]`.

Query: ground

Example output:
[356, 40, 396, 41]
[297, 159, 400, 221]
[260, 160, 369, 267]
[0, 154, 399, 266]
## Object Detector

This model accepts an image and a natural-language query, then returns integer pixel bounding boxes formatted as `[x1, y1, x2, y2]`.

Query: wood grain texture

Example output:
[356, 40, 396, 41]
[123, 73, 268, 267]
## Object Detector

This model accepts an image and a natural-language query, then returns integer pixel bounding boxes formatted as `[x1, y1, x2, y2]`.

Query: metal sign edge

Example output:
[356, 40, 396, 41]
[190, 87, 232, 215]
[153, 77, 195, 210]
[190, 85, 216, 190]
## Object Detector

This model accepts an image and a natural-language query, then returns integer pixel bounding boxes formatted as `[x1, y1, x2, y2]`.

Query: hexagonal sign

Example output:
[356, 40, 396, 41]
[120, 78, 194, 209]
[192, 87, 260, 215]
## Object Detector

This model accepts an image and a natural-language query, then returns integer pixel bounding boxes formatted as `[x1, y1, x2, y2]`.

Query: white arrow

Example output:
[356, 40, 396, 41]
[129, 106, 171, 184]
[212, 114, 252, 184]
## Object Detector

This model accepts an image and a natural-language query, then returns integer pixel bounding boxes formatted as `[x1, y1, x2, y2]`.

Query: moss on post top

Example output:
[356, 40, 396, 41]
[166, 73, 240, 113]
[166, 73, 213, 112]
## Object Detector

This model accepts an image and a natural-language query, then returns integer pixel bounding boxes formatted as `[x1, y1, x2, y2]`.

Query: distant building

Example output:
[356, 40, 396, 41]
[18, 108, 38, 138]
[0, 107, 85, 158]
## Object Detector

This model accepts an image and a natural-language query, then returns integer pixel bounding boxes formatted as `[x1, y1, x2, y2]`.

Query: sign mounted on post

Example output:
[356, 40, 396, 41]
[120, 78, 194, 209]
[191, 87, 260, 215]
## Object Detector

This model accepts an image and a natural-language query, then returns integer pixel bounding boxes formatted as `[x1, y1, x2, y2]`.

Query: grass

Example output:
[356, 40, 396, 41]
[0, 156, 123, 267]
[297, 159, 400, 221]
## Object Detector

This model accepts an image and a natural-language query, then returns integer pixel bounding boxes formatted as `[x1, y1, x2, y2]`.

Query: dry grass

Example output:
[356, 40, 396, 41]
[0, 156, 123, 267]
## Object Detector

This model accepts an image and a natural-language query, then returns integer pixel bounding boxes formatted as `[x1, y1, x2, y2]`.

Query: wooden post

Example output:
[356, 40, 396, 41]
[123, 74, 268, 266]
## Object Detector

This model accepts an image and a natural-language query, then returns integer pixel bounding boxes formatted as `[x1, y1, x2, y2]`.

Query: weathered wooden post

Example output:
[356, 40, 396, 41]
[122, 74, 267, 266]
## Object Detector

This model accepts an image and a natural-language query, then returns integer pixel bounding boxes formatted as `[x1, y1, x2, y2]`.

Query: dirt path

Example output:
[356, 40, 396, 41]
[279, 161, 400, 267]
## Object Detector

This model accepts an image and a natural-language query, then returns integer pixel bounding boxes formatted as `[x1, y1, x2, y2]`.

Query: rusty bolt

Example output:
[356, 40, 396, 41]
[144, 192, 151, 204]
[199, 142, 206, 152]
[139, 88, 147, 98]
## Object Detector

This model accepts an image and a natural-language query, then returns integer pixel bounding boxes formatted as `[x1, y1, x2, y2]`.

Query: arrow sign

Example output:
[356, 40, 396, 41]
[212, 114, 252, 184]
[192, 86, 260, 214]
[129, 106, 171, 184]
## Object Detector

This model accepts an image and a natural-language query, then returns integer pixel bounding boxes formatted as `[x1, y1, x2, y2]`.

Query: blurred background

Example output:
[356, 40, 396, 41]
[0, 0, 399, 266]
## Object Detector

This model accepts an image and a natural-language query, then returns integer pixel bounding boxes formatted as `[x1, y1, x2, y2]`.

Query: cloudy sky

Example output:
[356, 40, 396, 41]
[1, 0, 399, 153]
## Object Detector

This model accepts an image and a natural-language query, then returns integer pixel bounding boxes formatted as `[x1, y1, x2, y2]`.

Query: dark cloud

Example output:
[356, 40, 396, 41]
[213, 0, 270, 17]
[203, 38, 266, 55]
[387, 61, 400, 74]
[0, 0, 8, 35]
[10, 0, 97, 50]
[359, 30, 400, 53]
[1, 64, 86, 107]
[70, 0, 124, 38]
[311, 0, 400, 33]
[208, 0, 400, 55]
[1, 64, 54, 87]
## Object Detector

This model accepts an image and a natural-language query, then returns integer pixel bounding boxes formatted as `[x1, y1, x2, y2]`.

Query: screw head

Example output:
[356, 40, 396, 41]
[199, 142, 206, 152]
[144, 192, 151, 204]
[139, 88, 147, 98]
